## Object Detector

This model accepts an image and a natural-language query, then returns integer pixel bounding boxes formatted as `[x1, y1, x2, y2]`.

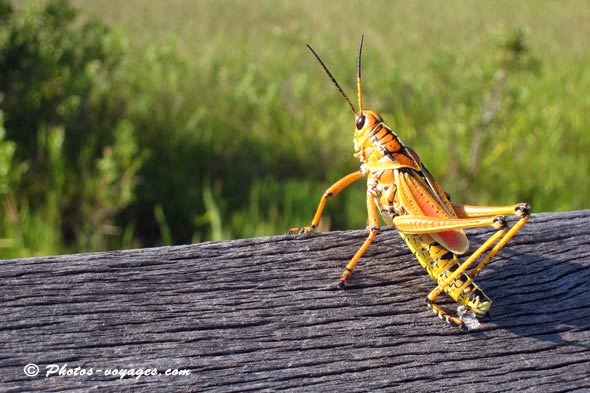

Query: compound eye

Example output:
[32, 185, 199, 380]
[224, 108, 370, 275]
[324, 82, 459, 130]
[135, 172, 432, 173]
[356, 114, 366, 130]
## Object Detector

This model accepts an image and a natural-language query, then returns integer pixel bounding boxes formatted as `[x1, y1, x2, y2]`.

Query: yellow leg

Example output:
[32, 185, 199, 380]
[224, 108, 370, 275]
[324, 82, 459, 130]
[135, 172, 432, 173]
[338, 194, 380, 287]
[427, 205, 530, 308]
[453, 203, 530, 219]
[393, 215, 505, 234]
[421, 228, 507, 330]
[467, 213, 529, 280]
[287, 171, 363, 234]
[395, 204, 530, 329]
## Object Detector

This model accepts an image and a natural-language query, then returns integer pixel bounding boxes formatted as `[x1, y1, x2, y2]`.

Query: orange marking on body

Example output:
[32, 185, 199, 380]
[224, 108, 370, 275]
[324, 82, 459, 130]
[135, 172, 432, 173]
[393, 153, 419, 168]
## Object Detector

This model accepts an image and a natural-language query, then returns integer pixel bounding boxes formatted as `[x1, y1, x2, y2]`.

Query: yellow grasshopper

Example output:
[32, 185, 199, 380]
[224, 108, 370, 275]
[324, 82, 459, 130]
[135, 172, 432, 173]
[288, 36, 530, 330]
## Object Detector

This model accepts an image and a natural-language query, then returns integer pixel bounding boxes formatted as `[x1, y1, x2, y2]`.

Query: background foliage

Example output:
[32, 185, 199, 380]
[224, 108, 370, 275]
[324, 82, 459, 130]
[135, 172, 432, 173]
[1, 0, 588, 258]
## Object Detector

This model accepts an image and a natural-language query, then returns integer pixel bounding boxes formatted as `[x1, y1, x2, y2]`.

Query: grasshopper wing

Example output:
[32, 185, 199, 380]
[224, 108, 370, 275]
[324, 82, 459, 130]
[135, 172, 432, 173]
[395, 166, 469, 255]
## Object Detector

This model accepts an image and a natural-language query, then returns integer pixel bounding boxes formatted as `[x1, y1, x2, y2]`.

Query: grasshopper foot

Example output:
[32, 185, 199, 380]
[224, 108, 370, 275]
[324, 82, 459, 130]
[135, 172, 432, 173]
[426, 299, 467, 331]
[286, 225, 317, 235]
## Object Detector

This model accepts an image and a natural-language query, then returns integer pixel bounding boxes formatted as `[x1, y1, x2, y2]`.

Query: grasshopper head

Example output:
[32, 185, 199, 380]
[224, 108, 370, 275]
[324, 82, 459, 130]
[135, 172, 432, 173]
[355, 110, 382, 132]
[307, 35, 378, 162]
[353, 110, 383, 161]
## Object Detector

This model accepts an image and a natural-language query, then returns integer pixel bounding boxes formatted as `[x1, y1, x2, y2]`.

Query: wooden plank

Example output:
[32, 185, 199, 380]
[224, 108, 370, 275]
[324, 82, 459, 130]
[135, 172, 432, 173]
[1, 210, 590, 392]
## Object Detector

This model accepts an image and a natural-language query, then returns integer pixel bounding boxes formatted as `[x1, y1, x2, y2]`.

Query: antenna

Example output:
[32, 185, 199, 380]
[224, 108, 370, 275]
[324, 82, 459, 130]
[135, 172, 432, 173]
[357, 34, 364, 113]
[306, 44, 357, 115]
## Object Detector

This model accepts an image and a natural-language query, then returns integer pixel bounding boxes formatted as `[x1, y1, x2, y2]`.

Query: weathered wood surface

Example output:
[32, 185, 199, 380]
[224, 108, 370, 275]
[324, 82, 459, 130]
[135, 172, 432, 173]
[1, 210, 590, 392]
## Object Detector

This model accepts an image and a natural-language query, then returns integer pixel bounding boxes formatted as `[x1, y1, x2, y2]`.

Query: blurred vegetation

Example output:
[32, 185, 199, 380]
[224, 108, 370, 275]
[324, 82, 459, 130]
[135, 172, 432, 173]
[1, 0, 588, 258]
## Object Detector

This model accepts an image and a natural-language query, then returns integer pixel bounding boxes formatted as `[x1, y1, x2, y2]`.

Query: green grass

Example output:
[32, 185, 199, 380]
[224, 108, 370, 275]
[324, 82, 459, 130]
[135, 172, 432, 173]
[2, 0, 589, 256]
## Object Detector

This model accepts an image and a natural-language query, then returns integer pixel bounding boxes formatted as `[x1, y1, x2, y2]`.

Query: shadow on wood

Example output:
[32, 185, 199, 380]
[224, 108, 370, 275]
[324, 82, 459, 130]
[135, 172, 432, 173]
[2, 210, 590, 392]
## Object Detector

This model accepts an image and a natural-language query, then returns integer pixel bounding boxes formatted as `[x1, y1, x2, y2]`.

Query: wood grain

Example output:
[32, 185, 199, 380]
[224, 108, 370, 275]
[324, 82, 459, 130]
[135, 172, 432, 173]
[2, 210, 590, 392]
